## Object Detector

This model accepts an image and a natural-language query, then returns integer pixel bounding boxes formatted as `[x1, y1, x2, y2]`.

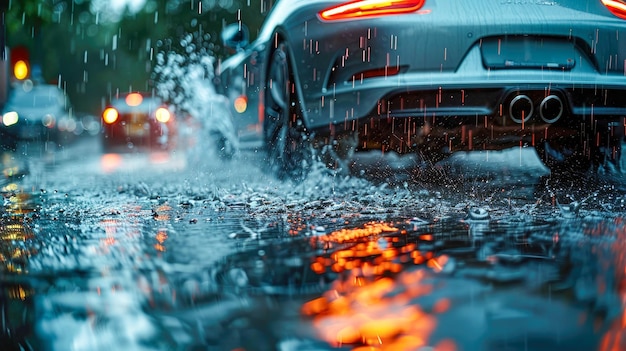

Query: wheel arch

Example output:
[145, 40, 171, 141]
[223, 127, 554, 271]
[264, 28, 311, 130]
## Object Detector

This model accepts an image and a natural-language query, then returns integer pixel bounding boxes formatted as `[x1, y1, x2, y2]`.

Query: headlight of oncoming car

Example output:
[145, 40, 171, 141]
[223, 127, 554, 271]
[2, 112, 19, 127]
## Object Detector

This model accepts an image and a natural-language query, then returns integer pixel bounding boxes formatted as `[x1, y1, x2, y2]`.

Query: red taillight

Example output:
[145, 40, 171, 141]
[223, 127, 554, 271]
[352, 66, 402, 81]
[603, 0, 626, 19]
[155, 107, 171, 123]
[234, 95, 248, 113]
[319, 0, 425, 21]
[102, 107, 119, 124]
[125, 92, 143, 106]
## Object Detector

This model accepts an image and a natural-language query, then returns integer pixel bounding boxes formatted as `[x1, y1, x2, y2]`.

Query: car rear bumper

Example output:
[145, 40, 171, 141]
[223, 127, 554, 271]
[306, 40, 626, 154]
[311, 42, 626, 124]
[310, 83, 625, 155]
[0, 124, 58, 142]
[311, 87, 625, 155]
[102, 122, 175, 150]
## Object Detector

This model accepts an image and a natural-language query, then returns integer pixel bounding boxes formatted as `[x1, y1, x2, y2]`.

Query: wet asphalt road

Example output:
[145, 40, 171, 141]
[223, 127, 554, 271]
[2, 134, 626, 351]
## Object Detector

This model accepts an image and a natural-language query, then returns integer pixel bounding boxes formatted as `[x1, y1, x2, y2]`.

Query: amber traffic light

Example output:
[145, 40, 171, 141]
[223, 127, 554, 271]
[10, 46, 30, 80]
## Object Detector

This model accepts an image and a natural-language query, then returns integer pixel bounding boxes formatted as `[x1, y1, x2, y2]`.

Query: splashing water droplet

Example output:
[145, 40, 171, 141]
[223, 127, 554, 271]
[467, 208, 489, 221]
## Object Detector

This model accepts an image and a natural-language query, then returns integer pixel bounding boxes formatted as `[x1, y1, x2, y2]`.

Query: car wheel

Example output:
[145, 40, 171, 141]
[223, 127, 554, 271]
[264, 41, 312, 181]
[588, 120, 624, 173]
[0, 133, 18, 152]
[537, 120, 624, 175]
[209, 130, 235, 160]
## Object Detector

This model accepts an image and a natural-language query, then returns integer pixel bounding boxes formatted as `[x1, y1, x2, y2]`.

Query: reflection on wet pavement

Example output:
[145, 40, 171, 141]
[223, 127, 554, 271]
[295, 219, 603, 350]
[1, 137, 626, 351]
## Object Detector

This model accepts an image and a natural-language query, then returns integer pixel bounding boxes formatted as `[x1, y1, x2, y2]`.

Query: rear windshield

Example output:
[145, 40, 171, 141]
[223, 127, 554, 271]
[10, 87, 65, 109]
[112, 96, 162, 113]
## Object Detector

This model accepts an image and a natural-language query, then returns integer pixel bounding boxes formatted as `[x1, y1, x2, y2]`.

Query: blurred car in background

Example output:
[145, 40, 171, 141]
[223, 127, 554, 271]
[1, 82, 75, 150]
[101, 92, 178, 152]
[218, 0, 626, 180]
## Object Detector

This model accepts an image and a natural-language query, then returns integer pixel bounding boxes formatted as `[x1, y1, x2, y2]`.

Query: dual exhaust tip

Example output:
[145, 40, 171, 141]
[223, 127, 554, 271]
[508, 94, 564, 124]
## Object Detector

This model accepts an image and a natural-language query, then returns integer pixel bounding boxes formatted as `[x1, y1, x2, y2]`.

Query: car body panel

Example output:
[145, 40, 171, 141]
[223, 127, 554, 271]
[1, 83, 72, 143]
[101, 93, 178, 151]
[218, 0, 626, 156]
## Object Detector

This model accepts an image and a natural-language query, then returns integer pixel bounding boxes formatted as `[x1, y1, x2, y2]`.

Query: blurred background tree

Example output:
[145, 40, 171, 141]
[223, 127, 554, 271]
[3, 0, 267, 115]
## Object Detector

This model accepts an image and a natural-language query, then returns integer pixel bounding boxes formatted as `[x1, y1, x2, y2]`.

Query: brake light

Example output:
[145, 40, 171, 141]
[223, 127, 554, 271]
[234, 95, 248, 113]
[102, 107, 119, 124]
[319, 0, 425, 21]
[352, 65, 402, 80]
[155, 107, 171, 123]
[603, 0, 626, 19]
[125, 93, 143, 106]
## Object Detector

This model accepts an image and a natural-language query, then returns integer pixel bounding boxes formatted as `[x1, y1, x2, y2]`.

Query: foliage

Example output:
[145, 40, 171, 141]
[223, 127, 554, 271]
[3, 0, 267, 114]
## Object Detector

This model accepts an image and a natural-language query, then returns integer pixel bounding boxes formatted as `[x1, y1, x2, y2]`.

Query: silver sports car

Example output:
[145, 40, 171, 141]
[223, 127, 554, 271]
[217, 0, 626, 180]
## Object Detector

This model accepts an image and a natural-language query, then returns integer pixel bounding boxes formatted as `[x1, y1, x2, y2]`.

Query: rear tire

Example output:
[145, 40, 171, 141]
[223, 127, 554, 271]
[264, 41, 312, 181]
[589, 119, 624, 173]
[0, 133, 18, 152]
[537, 119, 624, 176]
[535, 138, 590, 175]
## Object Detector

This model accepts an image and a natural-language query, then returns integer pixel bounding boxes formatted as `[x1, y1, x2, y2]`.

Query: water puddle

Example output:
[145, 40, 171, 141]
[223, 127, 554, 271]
[2, 142, 626, 350]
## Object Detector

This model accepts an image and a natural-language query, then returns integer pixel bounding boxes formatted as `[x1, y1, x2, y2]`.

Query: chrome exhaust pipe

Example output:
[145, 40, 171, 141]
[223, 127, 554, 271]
[509, 94, 533, 123]
[539, 95, 564, 124]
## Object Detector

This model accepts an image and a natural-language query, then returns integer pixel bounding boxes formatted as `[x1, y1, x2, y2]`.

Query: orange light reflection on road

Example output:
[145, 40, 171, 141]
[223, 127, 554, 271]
[598, 218, 626, 350]
[318, 222, 398, 244]
[304, 221, 455, 350]
[303, 270, 438, 350]
[155, 230, 168, 252]
[101, 153, 122, 173]
[101, 218, 119, 247]
[0, 188, 36, 274]
[149, 151, 171, 164]
[153, 205, 171, 221]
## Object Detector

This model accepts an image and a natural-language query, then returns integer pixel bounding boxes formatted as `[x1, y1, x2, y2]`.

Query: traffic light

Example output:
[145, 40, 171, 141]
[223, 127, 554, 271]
[10, 46, 30, 81]
[14, 60, 28, 80]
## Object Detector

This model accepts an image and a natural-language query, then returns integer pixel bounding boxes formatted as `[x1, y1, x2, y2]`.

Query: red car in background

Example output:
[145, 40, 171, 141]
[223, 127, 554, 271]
[101, 92, 178, 152]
